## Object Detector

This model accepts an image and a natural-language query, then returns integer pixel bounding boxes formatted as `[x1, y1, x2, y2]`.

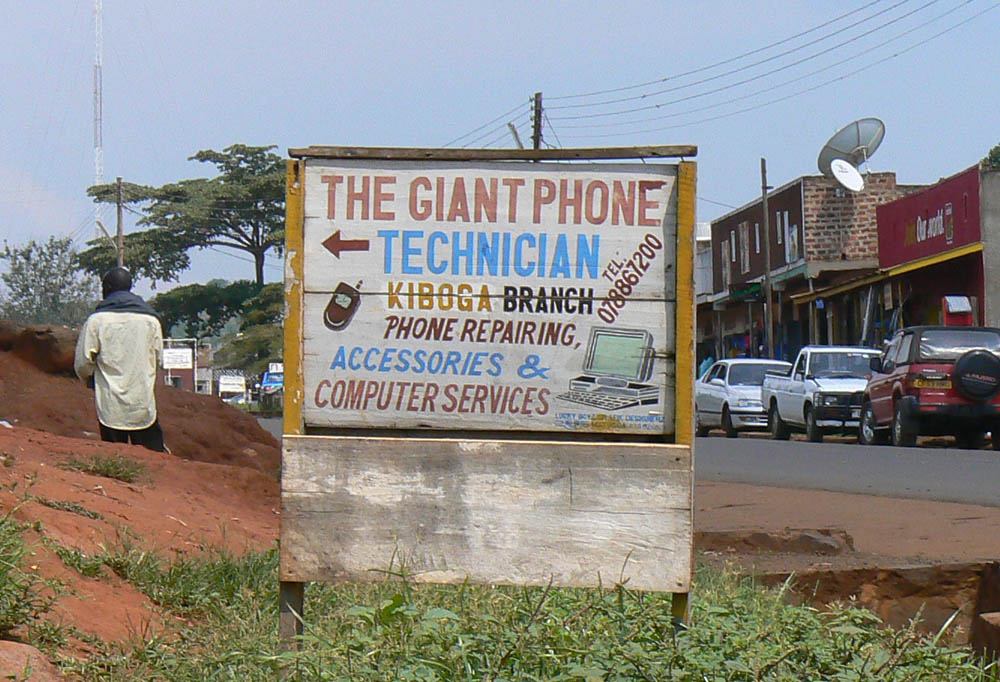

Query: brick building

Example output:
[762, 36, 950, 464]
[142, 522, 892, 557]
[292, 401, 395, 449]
[792, 164, 1000, 340]
[697, 171, 920, 363]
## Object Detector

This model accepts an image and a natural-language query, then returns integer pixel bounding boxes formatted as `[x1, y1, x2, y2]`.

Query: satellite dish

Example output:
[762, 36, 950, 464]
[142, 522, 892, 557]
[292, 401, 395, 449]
[830, 158, 865, 192]
[817, 117, 885, 185]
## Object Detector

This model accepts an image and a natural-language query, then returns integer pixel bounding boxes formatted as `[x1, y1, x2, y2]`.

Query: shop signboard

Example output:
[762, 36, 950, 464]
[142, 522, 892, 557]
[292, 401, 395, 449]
[161, 347, 193, 370]
[217, 375, 246, 395]
[279, 147, 697, 642]
[877, 166, 981, 269]
[729, 281, 762, 302]
[297, 159, 684, 435]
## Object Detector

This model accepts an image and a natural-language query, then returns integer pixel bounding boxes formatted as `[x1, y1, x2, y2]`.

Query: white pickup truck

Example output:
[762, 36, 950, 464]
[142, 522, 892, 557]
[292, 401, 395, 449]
[761, 345, 880, 442]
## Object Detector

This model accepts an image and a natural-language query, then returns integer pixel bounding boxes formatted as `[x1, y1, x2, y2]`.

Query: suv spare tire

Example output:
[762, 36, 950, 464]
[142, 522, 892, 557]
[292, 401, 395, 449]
[953, 349, 1000, 401]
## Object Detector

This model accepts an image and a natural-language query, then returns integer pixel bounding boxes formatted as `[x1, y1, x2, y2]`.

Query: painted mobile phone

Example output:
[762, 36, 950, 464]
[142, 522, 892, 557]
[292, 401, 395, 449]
[323, 281, 362, 331]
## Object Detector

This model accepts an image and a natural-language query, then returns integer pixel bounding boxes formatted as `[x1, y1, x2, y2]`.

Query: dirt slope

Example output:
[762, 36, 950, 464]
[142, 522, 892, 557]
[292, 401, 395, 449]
[0, 347, 279, 473]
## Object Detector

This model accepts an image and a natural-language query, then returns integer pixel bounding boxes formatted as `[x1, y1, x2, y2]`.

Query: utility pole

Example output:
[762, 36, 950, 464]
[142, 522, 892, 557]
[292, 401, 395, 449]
[760, 158, 774, 359]
[507, 122, 524, 149]
[115, 176, 124, 267]
[531, 92, 543, 150]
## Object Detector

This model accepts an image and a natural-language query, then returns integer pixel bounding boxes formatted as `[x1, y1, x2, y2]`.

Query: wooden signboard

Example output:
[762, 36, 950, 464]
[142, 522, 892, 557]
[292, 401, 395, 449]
[280, 146, 697, 640]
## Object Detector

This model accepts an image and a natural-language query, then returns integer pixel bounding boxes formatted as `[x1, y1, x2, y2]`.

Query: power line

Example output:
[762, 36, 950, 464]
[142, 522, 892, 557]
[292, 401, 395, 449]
[206, 245, 283, 273]
[546, 0, 889, 102]
[443, 101, 529, 147]
[461, 112, 532, 148]
[699, 197, 738, 210]
[543, 111, 563, 149]
[564, 0, 999, 139]
[557, 0, 972, 132]
[550, 0, 942, 122]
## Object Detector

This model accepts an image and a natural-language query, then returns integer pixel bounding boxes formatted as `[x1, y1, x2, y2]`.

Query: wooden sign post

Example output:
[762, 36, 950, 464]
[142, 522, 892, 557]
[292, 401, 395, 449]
[280, 146, 697, 645]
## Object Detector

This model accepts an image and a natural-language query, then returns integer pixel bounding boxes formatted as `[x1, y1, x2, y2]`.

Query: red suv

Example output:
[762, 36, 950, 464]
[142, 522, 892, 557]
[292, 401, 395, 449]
[859, 326, 1000, 449]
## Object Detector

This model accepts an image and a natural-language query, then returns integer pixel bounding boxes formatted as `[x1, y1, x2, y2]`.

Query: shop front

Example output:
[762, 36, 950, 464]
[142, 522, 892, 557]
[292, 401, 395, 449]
[877, 165, 985, 330]
[787, 165, 991, 344]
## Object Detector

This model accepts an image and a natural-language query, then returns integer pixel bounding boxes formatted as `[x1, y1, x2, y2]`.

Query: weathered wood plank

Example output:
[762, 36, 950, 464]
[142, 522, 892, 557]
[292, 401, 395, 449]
[281, 435, 693, 591]
[289, 145, 697, 161]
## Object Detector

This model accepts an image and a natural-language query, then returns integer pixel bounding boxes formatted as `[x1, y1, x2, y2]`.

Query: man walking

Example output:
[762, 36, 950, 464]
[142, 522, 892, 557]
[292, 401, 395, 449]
[75, 267, 165, 452]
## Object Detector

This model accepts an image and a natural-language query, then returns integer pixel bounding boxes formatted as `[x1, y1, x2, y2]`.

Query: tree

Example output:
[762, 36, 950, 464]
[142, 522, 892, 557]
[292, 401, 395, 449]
[985, 141, 1000, 171]
[149, 279, 260, 338]
[80, 144, 285, 286]
[76, 224, 192, 288]
[213, 283, 284, 375]
[0, 236, 99, 326]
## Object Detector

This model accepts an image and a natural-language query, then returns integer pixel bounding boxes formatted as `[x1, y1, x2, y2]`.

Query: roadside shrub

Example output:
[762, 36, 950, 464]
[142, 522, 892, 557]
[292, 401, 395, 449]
[61, 549, 996, 681]
[61, 454, 145, 484]
[0, 514, 53, 636]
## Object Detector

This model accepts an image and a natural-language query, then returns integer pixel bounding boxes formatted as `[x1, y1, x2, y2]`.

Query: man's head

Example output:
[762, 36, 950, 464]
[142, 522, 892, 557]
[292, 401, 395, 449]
[101, 267, 133, 298]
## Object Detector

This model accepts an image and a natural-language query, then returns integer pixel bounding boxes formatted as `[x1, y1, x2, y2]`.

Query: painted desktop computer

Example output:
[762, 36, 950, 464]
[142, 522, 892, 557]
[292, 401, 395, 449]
[556, 326, 659, 410]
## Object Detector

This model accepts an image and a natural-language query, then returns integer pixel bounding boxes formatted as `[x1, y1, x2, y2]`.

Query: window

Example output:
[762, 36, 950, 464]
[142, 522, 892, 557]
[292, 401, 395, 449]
[793, 354, 806, 377]
[776, 212, 783, 245]
[721, 239, 731, 287]
[809, 351, 877, 378]
[729, 363, 789, 386]
[895, 334, 913, 366]
[882, 336, 901, 372]
[730, 231, 736, 261]
[703, 364, 721, 383]
[919, 329, 1000, 361]
[754, 223, 760, 253]
[739, 222, 750, 274]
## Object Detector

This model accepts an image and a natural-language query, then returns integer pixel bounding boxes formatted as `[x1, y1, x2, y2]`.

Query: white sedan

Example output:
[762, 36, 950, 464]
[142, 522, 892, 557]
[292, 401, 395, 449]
[696, 358, 793, 438]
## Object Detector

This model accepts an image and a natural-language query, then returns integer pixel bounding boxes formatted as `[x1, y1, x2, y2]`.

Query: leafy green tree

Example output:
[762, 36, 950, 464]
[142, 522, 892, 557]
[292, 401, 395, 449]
[213, 283, 283, 375]
[80, 144, 286, 286]
[149, 279, 260, 338]
[76, 224, 192, 288]
[0, 236, 99, 326]
[985, 141, 1000, 171]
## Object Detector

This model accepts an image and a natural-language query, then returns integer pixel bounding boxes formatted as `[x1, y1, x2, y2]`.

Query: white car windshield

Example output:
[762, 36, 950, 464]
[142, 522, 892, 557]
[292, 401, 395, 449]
[728, 364, 790, 386]
[808, 352, 875, 379]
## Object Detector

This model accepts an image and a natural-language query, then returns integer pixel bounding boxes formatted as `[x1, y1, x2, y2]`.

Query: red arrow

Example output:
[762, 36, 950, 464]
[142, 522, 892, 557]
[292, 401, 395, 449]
[322, 230, 370, 258]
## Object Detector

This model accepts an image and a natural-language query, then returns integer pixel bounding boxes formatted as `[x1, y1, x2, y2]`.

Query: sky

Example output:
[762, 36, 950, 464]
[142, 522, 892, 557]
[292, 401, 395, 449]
[2, 0, 998, 297]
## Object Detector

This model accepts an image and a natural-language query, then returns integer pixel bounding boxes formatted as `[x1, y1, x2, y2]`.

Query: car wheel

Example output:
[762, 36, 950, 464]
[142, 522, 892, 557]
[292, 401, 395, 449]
[722, 406, 738, 438]
[858, 402, 888, 445]
[805, 405, 823, 443]
[954, 430, 984, 450]
[891, 400, 917, 447]
[695, 407, 710, 437]
[769, 403, 790, 441]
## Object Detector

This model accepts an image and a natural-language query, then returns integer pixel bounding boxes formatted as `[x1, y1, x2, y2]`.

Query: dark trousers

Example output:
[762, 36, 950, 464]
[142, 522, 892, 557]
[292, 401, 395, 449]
[99, 419, 165, 452]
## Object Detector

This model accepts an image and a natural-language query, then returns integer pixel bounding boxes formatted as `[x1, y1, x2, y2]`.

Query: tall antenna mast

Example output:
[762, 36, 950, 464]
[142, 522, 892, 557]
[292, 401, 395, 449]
[93, 0, 104, 239]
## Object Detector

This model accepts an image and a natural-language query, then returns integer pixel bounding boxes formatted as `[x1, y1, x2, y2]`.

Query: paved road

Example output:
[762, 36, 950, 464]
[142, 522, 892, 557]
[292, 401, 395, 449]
[696, 434, 1000, 507]
[256, 416, 1000, 507]
[258, 416, 282, 440]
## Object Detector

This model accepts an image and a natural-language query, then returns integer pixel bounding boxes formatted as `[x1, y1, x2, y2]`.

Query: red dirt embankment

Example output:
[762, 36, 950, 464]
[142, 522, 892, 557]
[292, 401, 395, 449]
[0, 321, 281, 655]
[0, 322, 279, 473]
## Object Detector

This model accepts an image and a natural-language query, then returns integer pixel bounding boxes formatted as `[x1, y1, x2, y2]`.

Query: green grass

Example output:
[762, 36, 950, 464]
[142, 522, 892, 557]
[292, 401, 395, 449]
[0, 512, 58, 640]
[61, 454, 146, 484]
[54, 546, 995, 681]
[33, 496, 104, 520]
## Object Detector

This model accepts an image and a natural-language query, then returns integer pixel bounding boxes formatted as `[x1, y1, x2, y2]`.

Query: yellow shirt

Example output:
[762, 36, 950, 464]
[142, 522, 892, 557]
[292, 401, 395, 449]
[74, 312, 163, 430]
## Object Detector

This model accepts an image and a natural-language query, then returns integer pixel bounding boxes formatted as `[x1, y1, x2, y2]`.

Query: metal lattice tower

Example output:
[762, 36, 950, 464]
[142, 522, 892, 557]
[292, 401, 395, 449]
[93, 0, 104, 239]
